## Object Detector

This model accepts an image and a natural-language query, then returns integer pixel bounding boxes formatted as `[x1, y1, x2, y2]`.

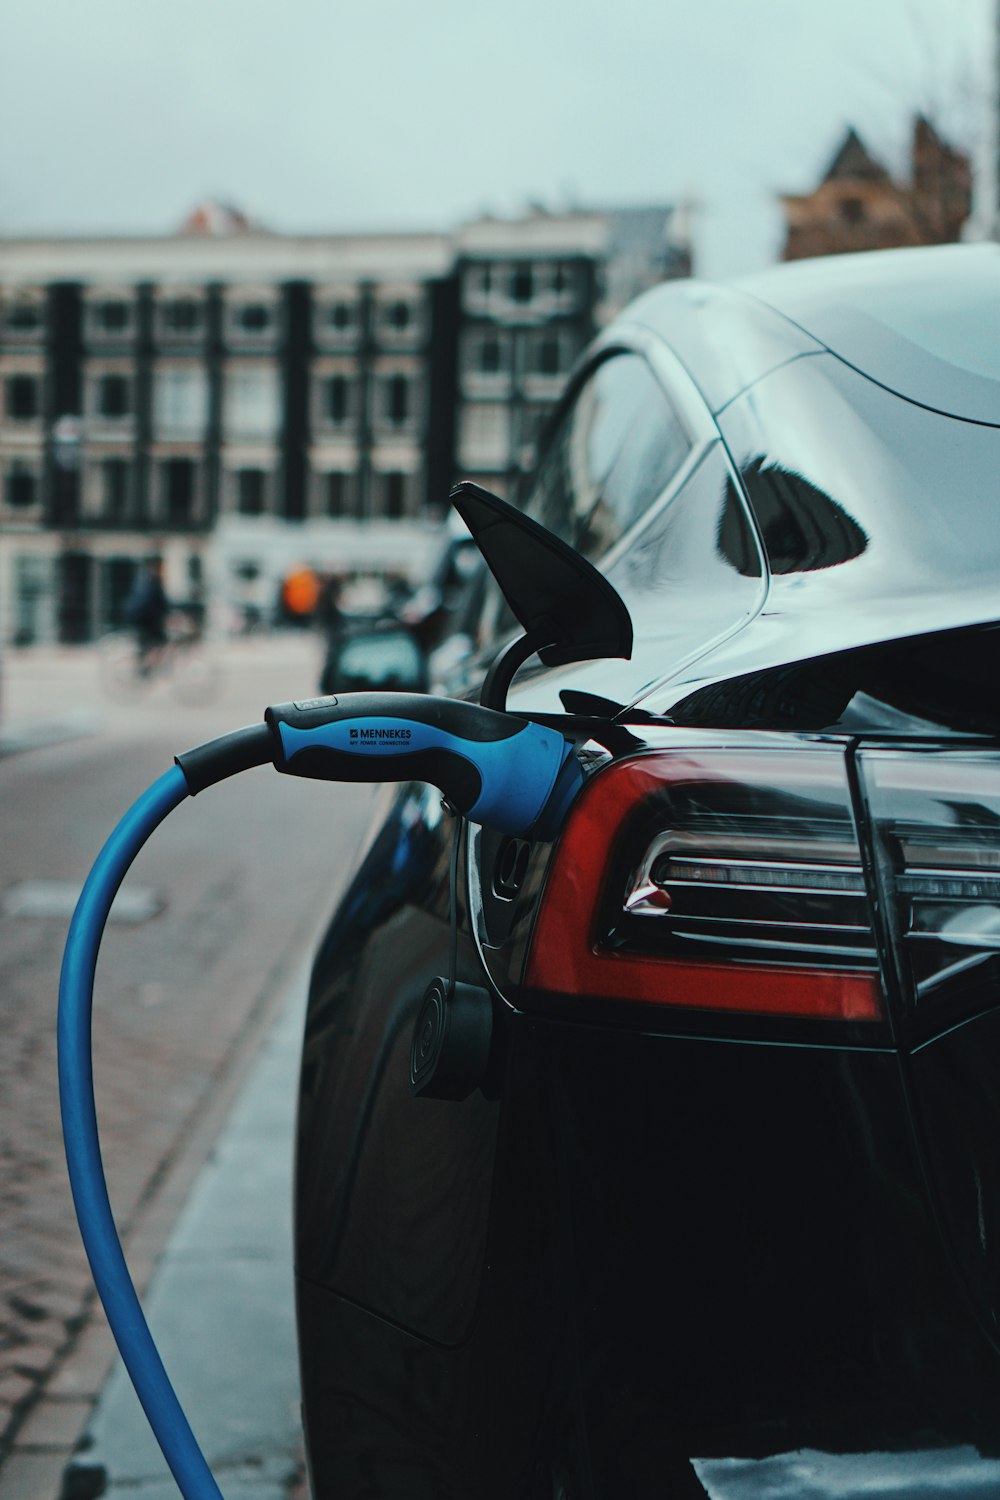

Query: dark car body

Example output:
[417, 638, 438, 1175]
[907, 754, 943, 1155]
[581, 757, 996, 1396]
[294, 245, 1000, 1498]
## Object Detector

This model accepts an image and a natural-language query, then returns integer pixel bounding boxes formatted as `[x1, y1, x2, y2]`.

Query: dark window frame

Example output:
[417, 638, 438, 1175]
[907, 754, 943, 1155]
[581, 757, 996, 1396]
[97, 373, 131, 419]
[5, 461, 39, 508]
[163, 457, 197, 523]
[6, 374, 40, 420]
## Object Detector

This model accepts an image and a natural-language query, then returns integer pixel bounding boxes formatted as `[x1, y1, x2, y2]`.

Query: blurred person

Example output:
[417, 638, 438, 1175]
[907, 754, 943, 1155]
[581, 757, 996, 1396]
[316, 572, 345, 633]
[122, 557, 170, 675]
[317, 574, 347, 696]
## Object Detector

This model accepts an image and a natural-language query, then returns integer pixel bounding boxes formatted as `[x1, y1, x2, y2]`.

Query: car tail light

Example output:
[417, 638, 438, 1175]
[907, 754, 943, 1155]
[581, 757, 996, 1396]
[524, 747, 883, 1021]
[859, 750, 1000, 1036]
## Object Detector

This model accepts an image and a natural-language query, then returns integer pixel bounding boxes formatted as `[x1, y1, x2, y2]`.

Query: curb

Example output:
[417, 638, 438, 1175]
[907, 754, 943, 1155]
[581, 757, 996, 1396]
[0, 714, 99, 758]
[1, 942, 315, 1500]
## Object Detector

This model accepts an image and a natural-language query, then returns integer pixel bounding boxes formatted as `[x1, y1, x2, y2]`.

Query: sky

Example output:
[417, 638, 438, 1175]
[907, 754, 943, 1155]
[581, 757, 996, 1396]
[0, 0, 992, 279]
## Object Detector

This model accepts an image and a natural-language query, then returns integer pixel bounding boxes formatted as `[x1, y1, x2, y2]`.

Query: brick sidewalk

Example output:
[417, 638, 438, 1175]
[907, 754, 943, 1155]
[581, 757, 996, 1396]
[0, 636, 370, 1494]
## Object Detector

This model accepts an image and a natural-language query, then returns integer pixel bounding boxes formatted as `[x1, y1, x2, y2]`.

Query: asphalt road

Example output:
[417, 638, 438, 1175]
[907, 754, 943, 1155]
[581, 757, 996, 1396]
[0, 636, 376, 1496]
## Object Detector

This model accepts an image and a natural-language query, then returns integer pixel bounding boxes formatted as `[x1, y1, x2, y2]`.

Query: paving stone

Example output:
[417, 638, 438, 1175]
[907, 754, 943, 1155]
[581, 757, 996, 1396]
[0, 638, 371, 1482]
[9, 1341, 59, 1376]
[45, 1324, 117, 1401]
[0, 1447, 68, 1500]
[12, 1396, 92, 1452]
[0, 1371, 35, 1408]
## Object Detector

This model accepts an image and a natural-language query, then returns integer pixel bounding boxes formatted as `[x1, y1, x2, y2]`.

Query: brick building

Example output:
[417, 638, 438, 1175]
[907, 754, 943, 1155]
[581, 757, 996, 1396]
[781, 116, 972, 262]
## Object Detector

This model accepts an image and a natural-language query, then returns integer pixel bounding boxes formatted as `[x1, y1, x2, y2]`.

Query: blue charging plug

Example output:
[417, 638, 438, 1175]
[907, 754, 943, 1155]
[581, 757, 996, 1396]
[261, 691, 579, 835]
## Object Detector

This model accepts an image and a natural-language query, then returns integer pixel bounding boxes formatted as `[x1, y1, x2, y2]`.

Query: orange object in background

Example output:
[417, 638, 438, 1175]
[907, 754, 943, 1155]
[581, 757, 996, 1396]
[282, 567, 321, 619]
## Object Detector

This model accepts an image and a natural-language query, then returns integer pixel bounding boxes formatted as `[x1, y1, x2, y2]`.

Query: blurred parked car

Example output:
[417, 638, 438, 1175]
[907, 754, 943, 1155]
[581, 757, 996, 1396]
[319, 616, 429, 695]
[295, 245, 1000, 1498]
[399, 526, 483, 653]
[318, 530, 481, 696]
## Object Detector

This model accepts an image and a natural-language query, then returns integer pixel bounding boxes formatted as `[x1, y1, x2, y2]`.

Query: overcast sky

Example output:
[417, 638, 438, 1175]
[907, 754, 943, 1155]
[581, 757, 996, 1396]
[0, 0, 992, 278]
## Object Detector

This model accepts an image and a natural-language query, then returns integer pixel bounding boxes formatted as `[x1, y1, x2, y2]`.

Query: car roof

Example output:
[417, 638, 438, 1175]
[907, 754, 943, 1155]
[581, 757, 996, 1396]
[621, 243, 1000, 425]
[617, 277, 822, 414]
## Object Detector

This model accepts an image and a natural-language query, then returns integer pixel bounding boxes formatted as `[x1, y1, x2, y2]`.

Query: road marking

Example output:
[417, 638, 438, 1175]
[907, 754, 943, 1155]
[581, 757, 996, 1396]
[3, 880, 164, 923]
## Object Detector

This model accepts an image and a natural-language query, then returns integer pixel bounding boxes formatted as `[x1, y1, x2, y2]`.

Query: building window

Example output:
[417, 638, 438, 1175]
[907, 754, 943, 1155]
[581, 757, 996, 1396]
[6, 374, 40, 420]
[387, 300, 411, 332]
[326, 374, 352, 426]
[236, 468, 268, 516]
[462, 263, 495, 311]
[88, 298, 135, 341]
[373, 371, 416, 430]
[223, 365, 281, 438]
[100, 458, 131, 520]
[458, 402, 511, 469]
[239, 304, 270, 334]
[5, 460, 39, 509]
[315, 297, 360, 347]
[386, 471, 406, 518]
[154, 367, 209, 439]
[158, 297, 205, 340]
[322, 471, 356, 518]
[226, 296, 279, 345]
[99, 301, 129, 332]
[510, 264, 534, 303]
[461, 331, 512, 392]
[533, 335, 563, 377]
[373, 470, 411, 519]
[13, 553, 52, 643]
[479, 335, 504, 374]
[163, 458, 197, 523]
[387, 374, 410, 426]
[525, 329, 575, 384]
[3, 298, 44, 340]
[97, 374, 131, 419]
[376, 294, 421, 344]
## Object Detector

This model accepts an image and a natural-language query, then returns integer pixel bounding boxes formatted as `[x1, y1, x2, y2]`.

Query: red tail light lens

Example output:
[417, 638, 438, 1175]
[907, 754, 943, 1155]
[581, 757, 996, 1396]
[524, 748, 883, 1022]
[859, 750, 1000, 1036]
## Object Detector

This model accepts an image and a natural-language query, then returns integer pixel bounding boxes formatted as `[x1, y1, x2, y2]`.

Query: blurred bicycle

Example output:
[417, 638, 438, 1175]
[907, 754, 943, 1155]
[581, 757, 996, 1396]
[97, 613, 219, 704]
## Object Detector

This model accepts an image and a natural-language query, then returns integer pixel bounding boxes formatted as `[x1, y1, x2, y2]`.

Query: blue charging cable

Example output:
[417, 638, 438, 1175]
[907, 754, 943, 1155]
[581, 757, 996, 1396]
[57, 765, 225, 1499]
[58, 699, 582, 1498]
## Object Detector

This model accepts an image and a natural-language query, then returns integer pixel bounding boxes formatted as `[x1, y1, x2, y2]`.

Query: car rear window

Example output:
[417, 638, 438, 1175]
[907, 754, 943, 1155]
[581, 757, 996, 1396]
[526, 352, 692, 558]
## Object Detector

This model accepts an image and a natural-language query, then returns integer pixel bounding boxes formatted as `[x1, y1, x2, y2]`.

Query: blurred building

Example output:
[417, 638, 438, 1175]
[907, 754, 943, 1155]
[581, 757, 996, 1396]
[781, 117, 972, 261]
[454, 205, 691, 493]
[0, 202, 690, 645]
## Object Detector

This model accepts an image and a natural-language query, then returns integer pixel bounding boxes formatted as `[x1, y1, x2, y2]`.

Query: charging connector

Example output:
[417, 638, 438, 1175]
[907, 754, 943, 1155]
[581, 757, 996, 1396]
[263, 691, 578, 836]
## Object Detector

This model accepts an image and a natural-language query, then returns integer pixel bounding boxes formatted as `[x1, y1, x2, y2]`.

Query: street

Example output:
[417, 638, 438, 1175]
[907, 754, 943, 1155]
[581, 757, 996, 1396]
[0, 636, 376, 1496]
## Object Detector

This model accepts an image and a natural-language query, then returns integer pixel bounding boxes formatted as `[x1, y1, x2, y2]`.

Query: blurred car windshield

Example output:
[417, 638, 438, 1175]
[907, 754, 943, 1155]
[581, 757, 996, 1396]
[338, 629, 425, 689]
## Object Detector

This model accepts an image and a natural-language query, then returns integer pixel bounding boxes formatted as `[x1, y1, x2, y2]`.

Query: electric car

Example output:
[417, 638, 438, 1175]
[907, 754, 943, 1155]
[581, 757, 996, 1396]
[294, 244, 1000, 1498]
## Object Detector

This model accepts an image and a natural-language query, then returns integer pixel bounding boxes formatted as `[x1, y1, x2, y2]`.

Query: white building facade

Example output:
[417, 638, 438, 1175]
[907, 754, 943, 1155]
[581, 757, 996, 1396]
[0, 206, 691, 643]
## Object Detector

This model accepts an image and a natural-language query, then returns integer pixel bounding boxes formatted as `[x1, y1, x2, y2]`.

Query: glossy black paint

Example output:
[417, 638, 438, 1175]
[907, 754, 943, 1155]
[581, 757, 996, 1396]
[298, 838, 1000, 1491]
[295, 247, 1000, 1497]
